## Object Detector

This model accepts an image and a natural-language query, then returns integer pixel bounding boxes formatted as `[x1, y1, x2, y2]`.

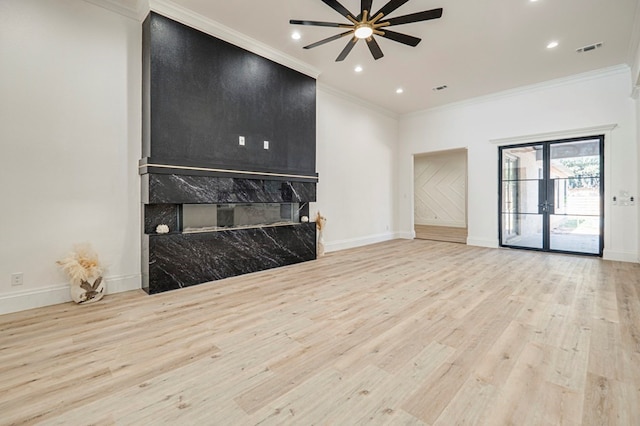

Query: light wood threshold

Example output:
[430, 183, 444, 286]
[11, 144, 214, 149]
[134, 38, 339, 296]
[0, 240, 639, 424]
[415, 224, 468, 244]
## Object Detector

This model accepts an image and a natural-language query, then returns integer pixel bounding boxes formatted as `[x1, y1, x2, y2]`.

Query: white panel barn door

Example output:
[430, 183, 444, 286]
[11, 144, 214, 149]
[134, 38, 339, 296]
[414, 150, 467, 228]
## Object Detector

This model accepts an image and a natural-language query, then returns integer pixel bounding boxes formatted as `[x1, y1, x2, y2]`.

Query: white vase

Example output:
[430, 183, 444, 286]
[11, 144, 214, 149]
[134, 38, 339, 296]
[70, 275, 105, 304]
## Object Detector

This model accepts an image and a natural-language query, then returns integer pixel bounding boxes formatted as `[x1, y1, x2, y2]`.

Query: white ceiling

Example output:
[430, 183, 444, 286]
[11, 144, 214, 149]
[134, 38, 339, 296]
[145, 0, 640, 114]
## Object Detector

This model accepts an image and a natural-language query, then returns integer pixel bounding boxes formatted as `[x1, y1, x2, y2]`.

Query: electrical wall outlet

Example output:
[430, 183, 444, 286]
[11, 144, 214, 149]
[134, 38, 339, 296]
[11, 273, 23, 286]
[263, 140, 269, 150]
[238, 136, 245, 146]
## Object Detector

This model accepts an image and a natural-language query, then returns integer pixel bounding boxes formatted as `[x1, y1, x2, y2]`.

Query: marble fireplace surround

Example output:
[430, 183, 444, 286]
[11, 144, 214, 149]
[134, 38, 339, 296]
[141, 165, 317, 295]
[140, 12, 319, 295]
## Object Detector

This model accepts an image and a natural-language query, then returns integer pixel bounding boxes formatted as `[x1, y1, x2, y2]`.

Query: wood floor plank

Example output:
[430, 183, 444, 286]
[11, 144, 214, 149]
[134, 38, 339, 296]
[474, 320, 535, 386]
[581, 372, 640, 426]
[0, 239, 638, 424]
[432, 375, 497, 426]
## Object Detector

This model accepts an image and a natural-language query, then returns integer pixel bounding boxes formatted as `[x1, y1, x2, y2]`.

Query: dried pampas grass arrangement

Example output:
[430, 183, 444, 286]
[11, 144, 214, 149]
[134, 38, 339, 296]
[57, 244, 106, 304]
[315, 211, 326, 231]
[315, 212, 327, 256]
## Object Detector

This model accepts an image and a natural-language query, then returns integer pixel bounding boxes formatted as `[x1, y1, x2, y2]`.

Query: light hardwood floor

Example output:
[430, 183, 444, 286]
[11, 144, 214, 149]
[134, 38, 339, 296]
[1, 240, 639, 425]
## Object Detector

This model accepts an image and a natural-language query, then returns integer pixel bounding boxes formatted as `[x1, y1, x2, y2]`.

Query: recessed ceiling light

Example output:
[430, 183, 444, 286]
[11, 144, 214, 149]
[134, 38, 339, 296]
[547, 41, 559, 49]
[530, 0, 539, 2]
[354, 65, 363, 73]
[291, 32, 301, 40]
[396, 88, 404, 94]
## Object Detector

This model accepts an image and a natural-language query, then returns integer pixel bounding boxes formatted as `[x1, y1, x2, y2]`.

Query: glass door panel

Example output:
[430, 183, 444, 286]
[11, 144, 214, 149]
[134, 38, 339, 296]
[499, 137, 603, 256]
[549, 139, 602, 254]
[500, 145, 544, 249]
[549, 215, 600, 254]
[501, 214, 543, 248]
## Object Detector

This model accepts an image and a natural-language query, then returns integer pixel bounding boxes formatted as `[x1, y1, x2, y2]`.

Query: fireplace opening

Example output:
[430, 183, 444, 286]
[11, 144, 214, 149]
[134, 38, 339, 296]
[182, 203, 302, 233]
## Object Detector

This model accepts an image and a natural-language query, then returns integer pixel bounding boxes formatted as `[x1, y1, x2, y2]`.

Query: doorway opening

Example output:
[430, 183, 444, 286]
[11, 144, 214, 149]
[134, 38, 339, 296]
[499, 136, 604, 256]
[413, 149, 468, 244]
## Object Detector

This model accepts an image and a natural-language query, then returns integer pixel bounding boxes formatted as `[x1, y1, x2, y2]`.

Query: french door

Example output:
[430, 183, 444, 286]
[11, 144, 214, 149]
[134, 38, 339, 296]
[499, 136, 604, 256]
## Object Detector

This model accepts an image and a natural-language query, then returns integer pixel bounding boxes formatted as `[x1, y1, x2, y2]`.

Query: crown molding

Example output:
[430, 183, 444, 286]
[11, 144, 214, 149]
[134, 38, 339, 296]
[405, 64, 631, 118]
[148, 0, 321, 79]
[317, 83, 399, 120]
[84, 0, 148, 21]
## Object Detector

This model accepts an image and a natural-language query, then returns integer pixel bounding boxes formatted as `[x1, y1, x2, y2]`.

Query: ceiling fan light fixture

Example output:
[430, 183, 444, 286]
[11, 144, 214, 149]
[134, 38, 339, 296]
[290, 1, 443, 61]
[354, 24, 374, 39]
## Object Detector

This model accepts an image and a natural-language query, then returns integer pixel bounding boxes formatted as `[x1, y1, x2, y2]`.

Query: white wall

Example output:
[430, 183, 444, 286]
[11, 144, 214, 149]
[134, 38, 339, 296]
[0, 0, 142, 314]
[398, 67, 638, 262]
[315, 87, 400, 252]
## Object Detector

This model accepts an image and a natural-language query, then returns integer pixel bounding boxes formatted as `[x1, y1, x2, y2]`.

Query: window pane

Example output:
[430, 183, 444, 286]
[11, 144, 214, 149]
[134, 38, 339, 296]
[501, 180, 540, 214]
[550, 140, 600, 179]
[553, 178, 601, 215]
[502, 145, 543, 181]
[501, 213, 543, 248]
[550, 215, 600, 254]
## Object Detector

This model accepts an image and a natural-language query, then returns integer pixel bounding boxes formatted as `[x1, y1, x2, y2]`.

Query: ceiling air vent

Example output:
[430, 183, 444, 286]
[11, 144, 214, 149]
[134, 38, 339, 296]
[432, 85, 448, 92]
[576, 42, 603, 53]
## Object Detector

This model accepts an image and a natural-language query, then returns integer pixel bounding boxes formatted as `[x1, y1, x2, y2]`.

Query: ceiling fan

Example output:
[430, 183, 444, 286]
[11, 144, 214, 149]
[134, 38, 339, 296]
[290, 0, 443, 61]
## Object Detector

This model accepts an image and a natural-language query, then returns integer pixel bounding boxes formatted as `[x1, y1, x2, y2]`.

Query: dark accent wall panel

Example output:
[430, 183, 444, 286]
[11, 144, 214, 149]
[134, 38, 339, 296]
[145, 12, 316, 176]
[147, 223, 316, 294]
[142, 16, 151, 159]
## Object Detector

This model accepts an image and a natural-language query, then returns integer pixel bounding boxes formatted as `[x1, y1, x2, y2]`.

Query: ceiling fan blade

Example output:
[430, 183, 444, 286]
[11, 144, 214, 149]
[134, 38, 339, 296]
[378, 29, 421, 46]
[321, 0, 355, 19]
[385, 8, 443, 26]
[290, 19, 346, 28]
[336, 37, 358, 61]
[366, 37, 384, 60]
[303, 31, 353, 49]
[356, 0, 373, 20]
[373, 0, 410, 18]
[361, 0, 373, 14]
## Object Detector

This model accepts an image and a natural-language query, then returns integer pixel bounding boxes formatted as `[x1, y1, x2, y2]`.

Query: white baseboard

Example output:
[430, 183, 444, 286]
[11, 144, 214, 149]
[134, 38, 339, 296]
[325, 232, 402, 253]
[0, 285, 71, 316]
[104, 274, 142, 294]
[0, 274, 141, 316]
[396, 231, 415, 240]
[466, 237, 499, 248]
[603, 249, 639, 263]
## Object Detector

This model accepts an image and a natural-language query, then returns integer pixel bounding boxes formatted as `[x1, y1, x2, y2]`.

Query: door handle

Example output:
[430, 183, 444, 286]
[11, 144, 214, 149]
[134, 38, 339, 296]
[538, 201, 554, 213]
